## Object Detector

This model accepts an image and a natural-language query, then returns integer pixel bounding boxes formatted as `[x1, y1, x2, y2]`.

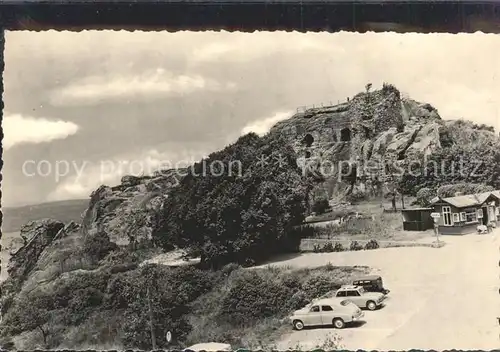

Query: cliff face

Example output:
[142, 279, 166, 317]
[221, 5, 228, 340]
[269, 84, 498, 199]
[7, 219, 65, 284]
[81, 169, 185, 245]
[270, 85, 443, 170]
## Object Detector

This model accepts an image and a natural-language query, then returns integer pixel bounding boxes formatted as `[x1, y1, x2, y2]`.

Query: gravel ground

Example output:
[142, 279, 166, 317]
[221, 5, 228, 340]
[271, 230, 500, 350]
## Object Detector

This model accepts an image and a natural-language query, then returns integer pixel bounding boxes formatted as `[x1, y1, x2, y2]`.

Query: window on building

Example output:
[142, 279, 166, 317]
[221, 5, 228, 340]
[442, 206, 452, 226]
[464, 208, 478, 223]
[477, 208, 484, 219]
[460, 212, 466, 221]
[452, 213, 460, 223]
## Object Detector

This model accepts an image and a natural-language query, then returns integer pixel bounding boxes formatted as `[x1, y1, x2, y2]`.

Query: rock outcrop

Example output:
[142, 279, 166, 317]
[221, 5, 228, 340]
[270, 84, 442, 169]
[269, 83, 497, 199]
[7, 219, 65, 283]
[81, 169, 185, 244]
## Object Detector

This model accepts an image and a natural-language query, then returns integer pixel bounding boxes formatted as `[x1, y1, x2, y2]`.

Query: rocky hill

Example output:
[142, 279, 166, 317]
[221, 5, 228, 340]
[270, 83, 498, 197]
[1, 83, 499, 350]
[81, 169, 186, 245]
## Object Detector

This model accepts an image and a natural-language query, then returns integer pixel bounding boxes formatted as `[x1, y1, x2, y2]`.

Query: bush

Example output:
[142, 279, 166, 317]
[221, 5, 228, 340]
[364, 240, 380, 250]
[346, 189, 367, 204]
[333, 242, 344, 252]
[285, 290, 310, 311]
[81, 232, 118, 264]
[302, 274, 340, 298]
[349, 241, 363, 251]
[321, 242, 334, 252]
[437, 183, 493, 198]
[221, 263, 242, 277]
[312, 198, 330, 215]
[415, 187, 434, 206]
[219, 271, 293, 325]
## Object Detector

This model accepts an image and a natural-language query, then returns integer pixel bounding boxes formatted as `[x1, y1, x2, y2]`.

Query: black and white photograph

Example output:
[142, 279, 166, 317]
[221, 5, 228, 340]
[1, 30, 499, 350]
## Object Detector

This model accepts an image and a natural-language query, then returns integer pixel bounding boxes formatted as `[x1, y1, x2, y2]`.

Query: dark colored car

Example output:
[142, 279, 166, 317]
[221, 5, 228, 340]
[352, 275, 390, 295]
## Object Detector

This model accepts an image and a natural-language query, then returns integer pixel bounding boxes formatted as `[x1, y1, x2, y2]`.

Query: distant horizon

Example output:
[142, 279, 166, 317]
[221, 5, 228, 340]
[3, 198, 89, 210]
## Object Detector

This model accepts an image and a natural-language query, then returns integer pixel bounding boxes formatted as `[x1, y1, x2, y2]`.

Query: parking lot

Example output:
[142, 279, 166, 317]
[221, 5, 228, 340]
[273, 231, 500, 350]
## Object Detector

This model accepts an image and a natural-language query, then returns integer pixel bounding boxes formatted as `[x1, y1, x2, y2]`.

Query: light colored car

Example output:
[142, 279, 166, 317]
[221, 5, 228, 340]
[334, 285, 386, 310]
[289, 298, 364, 330]
[184, 343, 232, 352]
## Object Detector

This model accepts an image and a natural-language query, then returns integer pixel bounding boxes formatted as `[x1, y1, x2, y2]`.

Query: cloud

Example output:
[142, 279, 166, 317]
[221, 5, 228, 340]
[2, 113, 79, 150]
[192, 31, 342, 63]
[49, 68, 237, 106]
[46, 147, 208, 201]
[241, 110, 293, 136]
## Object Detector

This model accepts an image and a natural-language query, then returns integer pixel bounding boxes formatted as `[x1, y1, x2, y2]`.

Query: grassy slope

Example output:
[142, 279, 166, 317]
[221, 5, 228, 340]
[1, 199, 89, 233]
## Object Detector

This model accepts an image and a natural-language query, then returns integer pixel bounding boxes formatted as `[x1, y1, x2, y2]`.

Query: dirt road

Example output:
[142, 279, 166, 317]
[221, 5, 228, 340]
[269, 231, 500, 350]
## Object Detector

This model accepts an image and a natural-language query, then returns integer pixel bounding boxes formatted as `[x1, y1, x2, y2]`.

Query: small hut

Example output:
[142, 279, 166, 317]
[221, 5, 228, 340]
[401, 207, 434, 231]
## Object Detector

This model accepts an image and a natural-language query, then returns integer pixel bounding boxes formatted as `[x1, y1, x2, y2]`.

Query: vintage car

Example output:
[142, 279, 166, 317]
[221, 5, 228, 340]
[289, 298, 364, 330]
[352, 275, 390, 295]
[333, 285, 386, 310]
[184, 343, 232, 352]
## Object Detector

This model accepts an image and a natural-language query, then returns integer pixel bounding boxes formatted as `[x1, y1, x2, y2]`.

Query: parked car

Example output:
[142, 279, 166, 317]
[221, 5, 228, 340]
[352, 275, 390, 295]
[184, 343, 232, 352]
[289, 298, 364, 330]
[333, 285, 386, 310]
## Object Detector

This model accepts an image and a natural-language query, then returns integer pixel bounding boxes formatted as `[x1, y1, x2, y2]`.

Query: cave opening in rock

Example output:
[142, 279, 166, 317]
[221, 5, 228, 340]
[303, 134, 314, 147]
[340, 128, 351, 142]
[363, 126, 371, 138]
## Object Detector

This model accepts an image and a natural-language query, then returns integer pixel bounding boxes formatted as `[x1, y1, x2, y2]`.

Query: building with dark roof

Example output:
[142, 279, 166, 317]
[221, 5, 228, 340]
[430, 190, 500, 235]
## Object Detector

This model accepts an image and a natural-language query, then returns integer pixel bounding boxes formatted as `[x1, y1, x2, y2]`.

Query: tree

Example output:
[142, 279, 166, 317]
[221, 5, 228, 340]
[437, 183, 494, 198]
[154, 133, 318, 268]
[415, 188, 434, 207]
[113, 265, 214, 349]
[312, 198, 330, 215]
[3, 291, 54, 347]
[398, 139, 499, 196]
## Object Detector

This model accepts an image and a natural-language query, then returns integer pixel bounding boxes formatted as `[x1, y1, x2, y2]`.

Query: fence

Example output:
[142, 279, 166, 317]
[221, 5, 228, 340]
[296, 101, 343, 113]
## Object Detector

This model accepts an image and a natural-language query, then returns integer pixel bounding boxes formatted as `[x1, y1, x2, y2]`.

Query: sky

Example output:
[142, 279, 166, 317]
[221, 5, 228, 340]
[2, 30, 500, 207]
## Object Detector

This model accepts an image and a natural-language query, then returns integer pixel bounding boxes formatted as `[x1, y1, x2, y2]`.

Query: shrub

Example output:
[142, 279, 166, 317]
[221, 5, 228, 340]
[81, 232, 118, 264]
[313, 244, 321, 253]
[333, 242, 344, 252]
[364, 239, 380, 250]
[415, 187, 434, 206]
[285, 290, 310, 311]
[302, 274, 340, 298]
[321, 242, 334, 252]
[346, 189, 367, 204]
[220, 263, 242, 277]
[437, 183, 493, 198]
[349, 241, 363, 251]
[312, 198, 330, 215]
[219, 271, 293, 325]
